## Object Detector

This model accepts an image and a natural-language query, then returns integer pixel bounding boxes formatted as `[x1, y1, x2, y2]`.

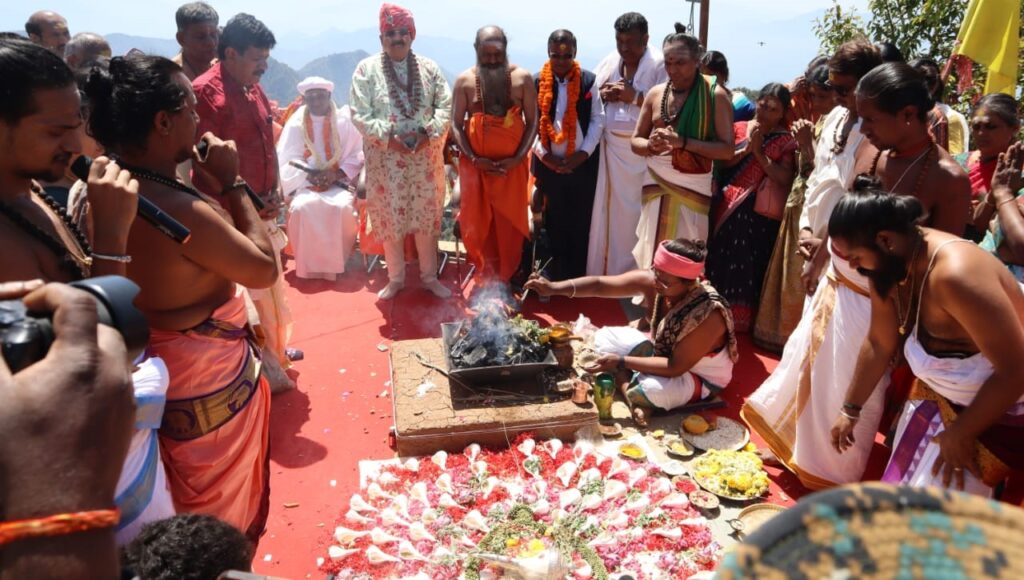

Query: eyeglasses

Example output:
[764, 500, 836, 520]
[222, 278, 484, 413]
[825, 81, 854, 97]
[384, 28, 410, 38]
[548, 53, 574, 61]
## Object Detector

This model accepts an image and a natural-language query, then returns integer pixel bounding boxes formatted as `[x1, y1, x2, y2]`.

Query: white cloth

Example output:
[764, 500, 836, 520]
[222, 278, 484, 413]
[592, 47, 667, 133]
[533, 74, 605, 158]
[115, 356, 175, 545]
[586, 130, 644, 276]
[632, 154, 713, 269]
[279, 105, 364, 279]
[937, 103, 970, 153]
[798, 107, 867, 237]
[743, 247, 889, 489]
[297, 75, 334, 95]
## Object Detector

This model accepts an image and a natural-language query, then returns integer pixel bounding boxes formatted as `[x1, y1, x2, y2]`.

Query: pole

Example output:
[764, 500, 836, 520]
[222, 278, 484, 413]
[699, 0, 710, 48]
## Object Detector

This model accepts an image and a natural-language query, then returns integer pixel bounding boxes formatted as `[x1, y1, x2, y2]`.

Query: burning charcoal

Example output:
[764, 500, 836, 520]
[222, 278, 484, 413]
[463, 346, 489, 367]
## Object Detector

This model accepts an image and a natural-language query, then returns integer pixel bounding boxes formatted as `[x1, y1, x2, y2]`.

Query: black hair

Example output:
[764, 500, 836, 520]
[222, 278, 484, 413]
[856, 62, 934, 121]
[218, 13, 275, 61]
[758, 82, 792, 117]
[828, 180, 925, 249]
[664, 238, 708, 263]
[700, 50, 729, 85]
[875, 41, 904, 63]
[614, 12, 648, 35]
[121, 514, 252, 580]
[829, 39, 883, 81]
[548, 29, 576, 49]
[175, 2, 219, 31]
[0, 37, 74, 125]
[808, 64, 831, 88]
[663, 23, 703, 58]
[974, 93, 1021, 129]
[804, 55, 829, 76]
[83, 54, 188, 151]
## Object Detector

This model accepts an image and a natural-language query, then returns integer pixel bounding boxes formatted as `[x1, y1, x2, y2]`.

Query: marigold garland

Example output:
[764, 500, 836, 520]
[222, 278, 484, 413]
[538, 60, 582, 156]
[301, 105, 344, 191]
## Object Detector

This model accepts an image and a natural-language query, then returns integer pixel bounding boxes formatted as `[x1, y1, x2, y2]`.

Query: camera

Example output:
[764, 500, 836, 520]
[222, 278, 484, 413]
[0, 276, 150, 373]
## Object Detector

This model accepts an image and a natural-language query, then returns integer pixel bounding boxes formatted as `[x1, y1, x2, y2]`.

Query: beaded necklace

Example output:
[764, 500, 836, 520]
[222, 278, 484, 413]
[831, 109, 852, 155]
[868, 142, 935, 198]
[381, 51, 422, 119]
[115, 163, 207, 202]
[659, 81, 689, 127]
[0, 186, 92, 280]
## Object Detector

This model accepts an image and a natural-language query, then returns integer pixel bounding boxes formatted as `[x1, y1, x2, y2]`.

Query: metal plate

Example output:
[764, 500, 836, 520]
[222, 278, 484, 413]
[441, 322, 558, 385]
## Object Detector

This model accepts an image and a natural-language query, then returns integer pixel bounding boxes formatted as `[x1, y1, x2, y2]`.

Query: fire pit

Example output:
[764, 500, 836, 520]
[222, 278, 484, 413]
[441, 304, 557, 385]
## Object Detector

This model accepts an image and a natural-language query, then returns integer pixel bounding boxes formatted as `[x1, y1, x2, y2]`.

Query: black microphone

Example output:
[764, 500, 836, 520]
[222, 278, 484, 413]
[194, 139, 267, 211]
[70, 156, 192, 244]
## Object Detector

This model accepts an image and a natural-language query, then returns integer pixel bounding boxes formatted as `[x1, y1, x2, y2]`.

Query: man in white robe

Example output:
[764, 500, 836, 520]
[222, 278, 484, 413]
[278, 77, 365, 280]
[587, 12, 666, 276]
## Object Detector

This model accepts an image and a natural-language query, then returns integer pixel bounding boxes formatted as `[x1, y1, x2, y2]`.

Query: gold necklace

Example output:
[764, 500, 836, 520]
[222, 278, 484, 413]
[894, 230, 924, 336]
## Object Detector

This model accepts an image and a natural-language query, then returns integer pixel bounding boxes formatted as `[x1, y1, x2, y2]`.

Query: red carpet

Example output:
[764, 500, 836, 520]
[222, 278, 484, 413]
[254, 260, 891, 578]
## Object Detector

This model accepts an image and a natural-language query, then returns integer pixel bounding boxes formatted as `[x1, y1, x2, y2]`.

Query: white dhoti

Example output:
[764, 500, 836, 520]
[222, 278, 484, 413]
[742, 251, 889, 490]
[633, 155, 712, 269]
[586, 131, 645, 276]
[287, 186, 357, 280]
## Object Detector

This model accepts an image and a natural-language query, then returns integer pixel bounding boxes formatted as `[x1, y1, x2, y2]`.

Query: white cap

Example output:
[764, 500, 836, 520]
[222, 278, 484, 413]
[297, 76, 334, 95]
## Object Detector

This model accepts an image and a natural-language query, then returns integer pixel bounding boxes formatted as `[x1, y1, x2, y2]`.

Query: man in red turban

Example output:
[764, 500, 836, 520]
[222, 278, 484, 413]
[379, 3, 416, 40]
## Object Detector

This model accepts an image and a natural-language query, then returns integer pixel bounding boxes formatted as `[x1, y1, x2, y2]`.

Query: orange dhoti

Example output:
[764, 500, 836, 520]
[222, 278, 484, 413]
[458, 109, 530, 282]
[150, 292, 271, 543]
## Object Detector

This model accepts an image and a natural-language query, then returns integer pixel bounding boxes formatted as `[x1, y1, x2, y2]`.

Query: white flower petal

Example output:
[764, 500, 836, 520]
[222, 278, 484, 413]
[603, 480, 628, 501]
[628, 467, 648, 487]
[544, 438, 564, 459]
[378, 472, 400, 486]
[408, 521, 437, 543]
[559, 488, 582, 510]
[464, 443, 481, 462]
[464, 509, 490, 533]
[367, 482, 390, 500]
[431, 450, 448, 470]
[328, 545, 359, 561]
[410, 482, 431, 508]
[517, 438, 536, 457]
[652, 527, 683, 540]
[436, 473, 455, 496]
[403, 458, 420, 472]
[365, 545, 400, 564]
[345, 509, 373, 525]
[659, 493, 690, 508]
[333, 526, 369, 546]
[371, 527, 400, 545]
[398, 539, 428, 561]
[556, 461, 578, 487]
[349, 494, 378, 513]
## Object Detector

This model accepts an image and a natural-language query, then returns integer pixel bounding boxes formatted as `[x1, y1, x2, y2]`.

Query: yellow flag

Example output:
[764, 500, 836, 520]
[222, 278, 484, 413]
[955, 0, 1021, 95]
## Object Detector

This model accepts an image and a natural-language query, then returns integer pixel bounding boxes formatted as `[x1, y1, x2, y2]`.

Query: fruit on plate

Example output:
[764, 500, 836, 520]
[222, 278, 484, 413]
[682, 414, 709, 435]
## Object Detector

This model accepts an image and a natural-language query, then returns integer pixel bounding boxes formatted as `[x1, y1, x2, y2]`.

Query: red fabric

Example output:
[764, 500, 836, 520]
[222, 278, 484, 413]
[379, 3, 416, 39]
[192, 63, 279, 196]
[967, 152, 997, 200]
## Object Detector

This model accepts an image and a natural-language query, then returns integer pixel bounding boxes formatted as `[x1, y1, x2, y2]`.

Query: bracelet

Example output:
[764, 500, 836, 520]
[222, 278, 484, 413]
[839, 409, 861, 421]
[617, 355, 627, 370]
[91, 252, 132, 264]
[568, 279, 577, 299]
[996, 197, 1017, 209]
[842, 402, 863, 412]
[220, 178, 247, 196]
[0, 509, 120, 546]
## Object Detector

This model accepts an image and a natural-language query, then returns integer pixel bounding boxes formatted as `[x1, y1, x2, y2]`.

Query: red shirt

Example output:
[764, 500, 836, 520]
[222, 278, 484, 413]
[192, 62, 278, 195]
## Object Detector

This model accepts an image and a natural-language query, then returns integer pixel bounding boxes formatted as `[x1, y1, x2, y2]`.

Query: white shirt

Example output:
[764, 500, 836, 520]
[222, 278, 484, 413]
[278, 104, 365, 197]
[593, 47, 667, 134]
[534, 75, 605, 159]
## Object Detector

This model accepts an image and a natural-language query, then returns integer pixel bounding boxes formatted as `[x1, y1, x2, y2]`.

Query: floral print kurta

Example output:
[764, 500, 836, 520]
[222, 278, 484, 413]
[350, 53, 452, 242]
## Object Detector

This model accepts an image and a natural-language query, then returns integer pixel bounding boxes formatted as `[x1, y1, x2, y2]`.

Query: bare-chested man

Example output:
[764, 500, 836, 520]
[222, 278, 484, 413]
[82, 54, 277, 545]
[25, 10, 70, 57]
[855, 61, 972, 235]
[829, 186, 1024, 498]
[451, 26, 538, 286]
[629, 23, 734, 269]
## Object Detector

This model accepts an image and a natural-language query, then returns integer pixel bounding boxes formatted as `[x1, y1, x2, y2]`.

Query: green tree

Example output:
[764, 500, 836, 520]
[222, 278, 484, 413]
[813, 1, 868, 55]
[867, 0, 969, 60]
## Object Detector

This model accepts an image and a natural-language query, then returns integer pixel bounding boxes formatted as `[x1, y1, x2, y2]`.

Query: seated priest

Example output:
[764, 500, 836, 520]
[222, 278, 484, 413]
[277, 76, 365, 280]
[525, 238, 737, 426]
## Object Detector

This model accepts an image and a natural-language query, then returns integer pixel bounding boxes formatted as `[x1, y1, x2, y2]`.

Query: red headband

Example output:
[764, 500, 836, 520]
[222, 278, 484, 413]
[653, 240, 704, 279]
[379, 3, 416, 40]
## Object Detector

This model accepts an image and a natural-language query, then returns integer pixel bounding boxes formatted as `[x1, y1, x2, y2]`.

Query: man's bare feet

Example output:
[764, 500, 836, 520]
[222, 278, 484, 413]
[756, 447, 783, 467]
[632, 406, 649, 428]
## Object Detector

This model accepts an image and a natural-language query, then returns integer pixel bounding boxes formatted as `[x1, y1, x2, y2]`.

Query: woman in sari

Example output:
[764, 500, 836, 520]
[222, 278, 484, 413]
[962, 93, 1020, 244]
[753, 65, 835, 352]
[705, 83, 798, 332]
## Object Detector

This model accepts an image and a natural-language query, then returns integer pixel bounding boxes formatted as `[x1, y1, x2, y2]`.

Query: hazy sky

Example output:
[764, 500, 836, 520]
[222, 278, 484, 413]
[2, 1, 872, 88]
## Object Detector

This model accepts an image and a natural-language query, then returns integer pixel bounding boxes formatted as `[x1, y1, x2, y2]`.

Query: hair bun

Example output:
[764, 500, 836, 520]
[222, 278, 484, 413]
[852, 173, 882, 193]
[673, 22, 687, 34]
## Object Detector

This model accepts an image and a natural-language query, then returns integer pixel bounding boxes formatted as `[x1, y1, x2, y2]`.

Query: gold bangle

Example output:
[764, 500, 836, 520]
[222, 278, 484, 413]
[569, 279, 577, 298]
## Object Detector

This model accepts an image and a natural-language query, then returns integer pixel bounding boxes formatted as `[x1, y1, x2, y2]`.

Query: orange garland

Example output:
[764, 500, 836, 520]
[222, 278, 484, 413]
[538, 60, 581, 156]
[0, 509, 120, 546]
[302, 107, 342, 192]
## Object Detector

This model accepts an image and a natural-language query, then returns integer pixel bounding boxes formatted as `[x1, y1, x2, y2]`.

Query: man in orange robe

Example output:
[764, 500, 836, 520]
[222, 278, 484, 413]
[451, 26, 538, 285]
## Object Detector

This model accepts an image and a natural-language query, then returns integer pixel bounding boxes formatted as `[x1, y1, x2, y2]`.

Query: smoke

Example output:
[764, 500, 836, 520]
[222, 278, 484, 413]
[448, 283, 543, 368]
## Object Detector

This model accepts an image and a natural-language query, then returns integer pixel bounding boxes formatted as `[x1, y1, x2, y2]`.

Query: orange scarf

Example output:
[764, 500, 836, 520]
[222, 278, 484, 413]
[538, 61, 581, 155]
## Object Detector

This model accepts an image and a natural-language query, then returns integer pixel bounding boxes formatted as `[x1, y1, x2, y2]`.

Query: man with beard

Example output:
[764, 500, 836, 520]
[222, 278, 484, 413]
[193, 13, 298, 388]
[587, 12, 666, 276]
[82, 53, 278, 544]
[855, 62, 971, 236]
[350, 3, 453, 300]
[452, 26, 538, 287]
[278, 76, 364, 280]
[172, 2, 219, 81]
[828, 187, 1024, 497]
[25, 10, 70, 57]
[741, 40, 883, 491]
[630, 24, 733, 269]
[531, 29, 603, 281]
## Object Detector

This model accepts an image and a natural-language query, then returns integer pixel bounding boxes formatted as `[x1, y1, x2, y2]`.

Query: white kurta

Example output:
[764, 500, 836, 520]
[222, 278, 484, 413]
[278, 105, 365, 280]
[798, 107, 867, 239]
[587, 47, 667, 276]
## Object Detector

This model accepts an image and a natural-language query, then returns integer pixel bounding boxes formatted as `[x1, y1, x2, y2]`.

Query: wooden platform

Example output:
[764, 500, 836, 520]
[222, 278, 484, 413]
[389, 338, 598, 456]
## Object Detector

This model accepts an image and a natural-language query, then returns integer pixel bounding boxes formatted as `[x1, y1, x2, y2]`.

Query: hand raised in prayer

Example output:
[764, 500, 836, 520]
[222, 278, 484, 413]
[829, 412, 857, 454]
[992, 141, 1024, 200]
[599, 82, 621, 103]
[584, 353, 619, 374]
[86, 156, 139, 247]
[618, 82, 637, 105]
[793, 119, 815, 151]
[648, 129, 674, 155]
[931, 425, 981, 491]
[524, 273, 556, 297]
[193, 133, 240, 193]
[748, 121, 764, 151]
[0, 281, 135, 518]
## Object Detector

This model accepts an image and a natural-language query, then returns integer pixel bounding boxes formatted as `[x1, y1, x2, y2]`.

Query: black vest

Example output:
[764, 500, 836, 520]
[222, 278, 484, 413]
[534, 68, 598, 138]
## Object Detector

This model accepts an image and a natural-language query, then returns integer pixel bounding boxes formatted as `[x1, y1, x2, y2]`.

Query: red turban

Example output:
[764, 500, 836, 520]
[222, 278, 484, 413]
[379, 3, 416, 40]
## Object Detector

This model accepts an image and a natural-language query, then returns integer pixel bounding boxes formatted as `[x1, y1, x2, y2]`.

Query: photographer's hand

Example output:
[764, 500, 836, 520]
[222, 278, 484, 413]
[0, 282, 134, 579]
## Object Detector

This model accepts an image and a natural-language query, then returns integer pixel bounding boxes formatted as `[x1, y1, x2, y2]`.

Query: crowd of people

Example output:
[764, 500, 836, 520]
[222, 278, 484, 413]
[1, 1, 1023, 577]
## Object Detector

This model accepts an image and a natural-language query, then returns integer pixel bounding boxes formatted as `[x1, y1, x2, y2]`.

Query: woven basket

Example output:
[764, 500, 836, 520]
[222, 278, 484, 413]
[716, 483, 1024, 579]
